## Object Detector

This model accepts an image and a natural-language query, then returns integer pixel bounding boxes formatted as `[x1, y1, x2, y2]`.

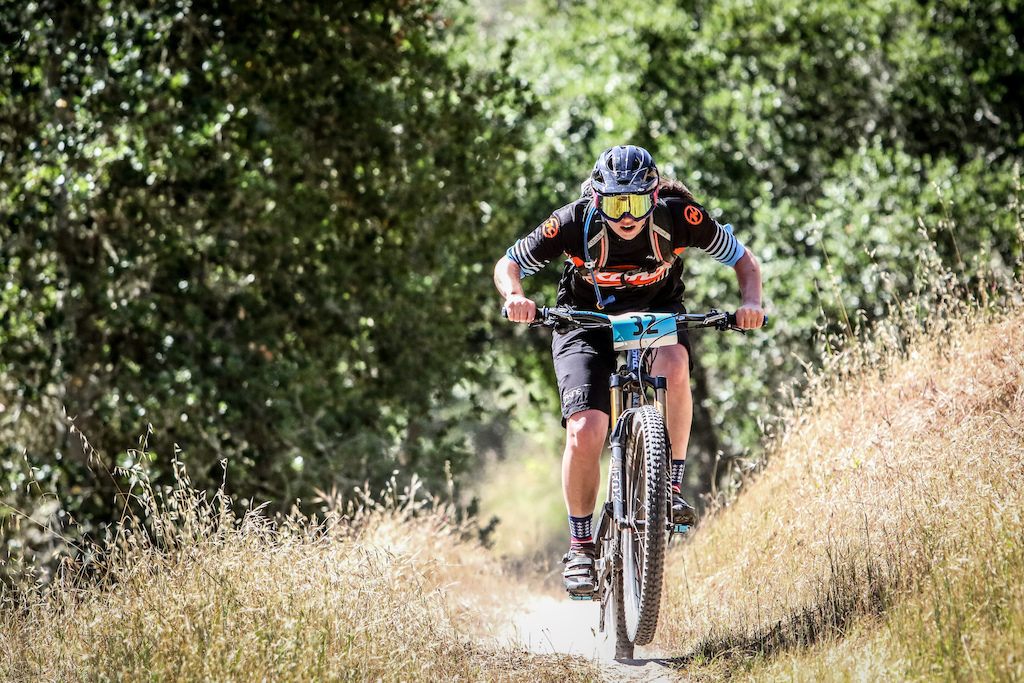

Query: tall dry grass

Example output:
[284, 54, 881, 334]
[0, 458, 597, 682]
[657, 237, 1024, 679]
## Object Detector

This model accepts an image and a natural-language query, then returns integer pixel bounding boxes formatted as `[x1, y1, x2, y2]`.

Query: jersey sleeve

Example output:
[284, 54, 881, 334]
[671, 201, 746, 267]
[505, 214, 567, 277]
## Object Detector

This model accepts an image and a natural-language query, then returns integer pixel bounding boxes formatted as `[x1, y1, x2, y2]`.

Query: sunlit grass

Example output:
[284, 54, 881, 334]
[656, 244, 1024, 680]
[0, 464, 598, 682]
[5, 196, 1023, 682]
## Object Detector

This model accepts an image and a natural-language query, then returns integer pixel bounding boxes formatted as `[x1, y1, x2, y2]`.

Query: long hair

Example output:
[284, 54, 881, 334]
[658, 177, 695, 203]
[580, 176, 696, 203]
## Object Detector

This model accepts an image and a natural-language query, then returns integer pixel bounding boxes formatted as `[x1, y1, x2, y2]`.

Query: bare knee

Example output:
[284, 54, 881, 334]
[655, 346, 691, 391]
[565, 410, 609, 456]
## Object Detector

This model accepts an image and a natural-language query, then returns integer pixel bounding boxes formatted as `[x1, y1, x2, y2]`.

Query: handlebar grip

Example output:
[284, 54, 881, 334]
[727, 312, 770, 328]
[502, 305, 543, 323]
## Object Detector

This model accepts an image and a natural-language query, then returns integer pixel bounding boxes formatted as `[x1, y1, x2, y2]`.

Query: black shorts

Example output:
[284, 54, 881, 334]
[550, 307, 693, 424]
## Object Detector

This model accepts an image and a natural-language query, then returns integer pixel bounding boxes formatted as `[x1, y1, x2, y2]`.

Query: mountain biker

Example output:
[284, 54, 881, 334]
[495, 145, 765, 595]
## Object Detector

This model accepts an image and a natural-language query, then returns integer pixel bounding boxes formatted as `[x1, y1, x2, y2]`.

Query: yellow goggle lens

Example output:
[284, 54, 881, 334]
[597, 193, 654, 220]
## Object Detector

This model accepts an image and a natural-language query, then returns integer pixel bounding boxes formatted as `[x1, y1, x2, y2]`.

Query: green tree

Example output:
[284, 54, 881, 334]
[457, 0, 1023, 497]
[636, 0, 1023, 484]
[1, 0, 533, 579]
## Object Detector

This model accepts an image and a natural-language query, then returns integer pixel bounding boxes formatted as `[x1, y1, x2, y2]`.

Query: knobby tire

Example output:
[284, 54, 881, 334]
[601, 545, 634, 659]
[619, 405, 668, 646]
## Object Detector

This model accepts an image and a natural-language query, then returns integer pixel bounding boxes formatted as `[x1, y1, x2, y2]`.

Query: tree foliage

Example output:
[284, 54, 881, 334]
[630, 0, 1023, 466]
[465, 0, 1023, 488]
[2, 0, 1022, 578]
[1, 0, 533, 576]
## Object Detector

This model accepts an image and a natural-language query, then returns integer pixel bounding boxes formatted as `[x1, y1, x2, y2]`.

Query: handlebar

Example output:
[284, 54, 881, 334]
[502, 307, 767, 332]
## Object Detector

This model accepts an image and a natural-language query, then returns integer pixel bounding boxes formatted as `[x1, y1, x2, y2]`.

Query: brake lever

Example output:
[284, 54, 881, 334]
[712, 319, 746, 333]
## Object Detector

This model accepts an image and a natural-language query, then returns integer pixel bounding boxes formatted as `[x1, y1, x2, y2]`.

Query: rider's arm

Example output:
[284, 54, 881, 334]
[732, 248, 765, 329]
[497, 208, 574, 323]
[669, 200, 765, 329]
[494, 255, 537, 322]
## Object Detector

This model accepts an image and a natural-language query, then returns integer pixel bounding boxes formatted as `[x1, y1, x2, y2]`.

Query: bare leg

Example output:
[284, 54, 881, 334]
[562, 409, 610, 517]
[650, 344, 692, 461]
[651, 344, 697, 525]
[560, 409, 610, 593]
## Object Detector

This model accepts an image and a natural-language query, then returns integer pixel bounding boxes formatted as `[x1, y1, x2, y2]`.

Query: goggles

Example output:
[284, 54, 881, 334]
[596, 192, 655, 221]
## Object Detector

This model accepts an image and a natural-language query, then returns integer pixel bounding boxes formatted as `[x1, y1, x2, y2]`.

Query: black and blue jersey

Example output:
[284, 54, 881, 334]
[506, 196, 745, 314]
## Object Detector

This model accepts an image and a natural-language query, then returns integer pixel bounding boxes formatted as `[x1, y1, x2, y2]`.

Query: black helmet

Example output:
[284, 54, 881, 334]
[590, 145, 659, 195]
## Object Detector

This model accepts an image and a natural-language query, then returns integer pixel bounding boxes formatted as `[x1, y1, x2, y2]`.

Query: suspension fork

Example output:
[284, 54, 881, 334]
[610, 372, 624, 426]
[608, 423, 628, 530]
[608, 371, 630, 531]
[652, 375, 668, 419]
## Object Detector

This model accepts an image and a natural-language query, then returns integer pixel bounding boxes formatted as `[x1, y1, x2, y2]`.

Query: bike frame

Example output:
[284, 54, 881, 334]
[607, 348, 667, 530]
[526, 307, 756, 649]
[596, 347, 668, 633]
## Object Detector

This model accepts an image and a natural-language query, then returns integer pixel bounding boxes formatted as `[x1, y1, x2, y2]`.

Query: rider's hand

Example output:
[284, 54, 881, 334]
[735, 303, 765, 329]
[503, 294, 537, 323]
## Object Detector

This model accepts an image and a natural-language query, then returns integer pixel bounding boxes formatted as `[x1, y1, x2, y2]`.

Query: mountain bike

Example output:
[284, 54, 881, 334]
[527, 307, 756, 659]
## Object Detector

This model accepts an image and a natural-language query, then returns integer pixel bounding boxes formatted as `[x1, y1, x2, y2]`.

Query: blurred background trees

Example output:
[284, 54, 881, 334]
[1, 0, 534, 578]
[2, 0, 1021, 579]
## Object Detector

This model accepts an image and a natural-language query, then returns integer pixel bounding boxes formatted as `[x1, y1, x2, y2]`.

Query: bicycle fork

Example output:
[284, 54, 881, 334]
[594, 434, 625, 621]
[590, 408, 629, 611]
[608, 413, 628, 530]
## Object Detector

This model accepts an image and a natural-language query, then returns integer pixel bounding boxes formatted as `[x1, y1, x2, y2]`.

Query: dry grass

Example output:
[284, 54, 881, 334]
[0, 466, 598, 682]
[655, 267, 1024, 680]
[4, 204, 1023, 682]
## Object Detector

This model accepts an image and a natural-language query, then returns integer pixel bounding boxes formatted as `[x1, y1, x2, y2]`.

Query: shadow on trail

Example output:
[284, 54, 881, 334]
[625, 556, 901, 674]
[611, 655, 678, 668]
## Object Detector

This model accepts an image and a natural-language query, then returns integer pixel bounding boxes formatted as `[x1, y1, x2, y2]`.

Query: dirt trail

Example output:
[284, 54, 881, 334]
[497, 589, 682, 682]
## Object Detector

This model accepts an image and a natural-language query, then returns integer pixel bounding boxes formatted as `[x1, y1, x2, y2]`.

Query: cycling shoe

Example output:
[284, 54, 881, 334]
[561, 543, 597, 596]
[670, 486, 697, 527]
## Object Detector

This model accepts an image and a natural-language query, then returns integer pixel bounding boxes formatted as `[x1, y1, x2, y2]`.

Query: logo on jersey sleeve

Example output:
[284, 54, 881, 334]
[684, 206, 704, 225]
[542, 216, 560, 239]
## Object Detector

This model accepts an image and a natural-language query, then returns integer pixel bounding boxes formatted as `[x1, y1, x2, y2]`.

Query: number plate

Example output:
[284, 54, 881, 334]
[609, 312, 678, 350]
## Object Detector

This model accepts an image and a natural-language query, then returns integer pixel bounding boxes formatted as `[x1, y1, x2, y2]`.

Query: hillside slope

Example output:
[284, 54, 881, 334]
[0, 477, 599, 682]
[3, 292, 1021, 682]
[655, 300, 1024, 680]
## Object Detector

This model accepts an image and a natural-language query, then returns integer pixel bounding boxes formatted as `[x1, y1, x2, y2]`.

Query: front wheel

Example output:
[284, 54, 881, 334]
[603, 551, 634, 659]
[619, 405, 669, 646]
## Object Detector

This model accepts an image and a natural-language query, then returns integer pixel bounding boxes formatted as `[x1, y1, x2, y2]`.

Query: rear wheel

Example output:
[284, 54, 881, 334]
[619, 405, 668, 646]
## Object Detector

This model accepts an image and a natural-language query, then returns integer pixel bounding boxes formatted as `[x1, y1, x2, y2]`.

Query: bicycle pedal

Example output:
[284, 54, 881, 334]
[568, 593, 595, 601]
[672, 524, 690, 534]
